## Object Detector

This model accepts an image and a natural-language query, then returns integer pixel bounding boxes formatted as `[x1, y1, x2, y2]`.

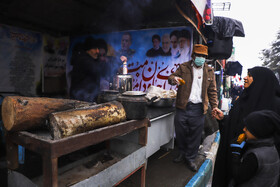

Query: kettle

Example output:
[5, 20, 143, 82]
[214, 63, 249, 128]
[114, 74, 133, 93]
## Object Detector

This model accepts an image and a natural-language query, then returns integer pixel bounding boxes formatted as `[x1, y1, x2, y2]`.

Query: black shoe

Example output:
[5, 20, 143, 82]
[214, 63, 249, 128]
[185, 160, 198, 172]
[173, 153, 184, 163]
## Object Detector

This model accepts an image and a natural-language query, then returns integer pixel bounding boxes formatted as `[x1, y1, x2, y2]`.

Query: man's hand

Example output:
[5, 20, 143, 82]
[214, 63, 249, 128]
[212, 107, 224, 120]
[120, 56, 127, 62]
[174, 76, 184, 85]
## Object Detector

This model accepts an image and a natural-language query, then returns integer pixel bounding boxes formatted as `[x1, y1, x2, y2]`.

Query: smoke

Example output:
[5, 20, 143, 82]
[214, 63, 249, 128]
[97, 0, 153, 32]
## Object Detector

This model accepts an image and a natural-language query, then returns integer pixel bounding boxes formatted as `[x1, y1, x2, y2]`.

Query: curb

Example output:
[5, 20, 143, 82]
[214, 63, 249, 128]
[185, 131, 220, 187]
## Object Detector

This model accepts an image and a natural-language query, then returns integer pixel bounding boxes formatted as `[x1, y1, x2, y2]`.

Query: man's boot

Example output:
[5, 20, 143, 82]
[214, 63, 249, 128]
[173, 153, 184, 163]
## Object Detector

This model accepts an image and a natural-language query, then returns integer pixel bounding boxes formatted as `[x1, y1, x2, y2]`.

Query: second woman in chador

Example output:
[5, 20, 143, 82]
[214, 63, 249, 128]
[211, 66, 280, 187]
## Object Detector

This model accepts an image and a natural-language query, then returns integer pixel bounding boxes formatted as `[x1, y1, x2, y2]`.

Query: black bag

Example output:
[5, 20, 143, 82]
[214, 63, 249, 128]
[206, 16, 245, 60]
[207, 30, 233, 60]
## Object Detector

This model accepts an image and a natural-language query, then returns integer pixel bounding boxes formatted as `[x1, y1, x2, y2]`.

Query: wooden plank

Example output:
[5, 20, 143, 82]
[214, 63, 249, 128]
[50, 118, 149, 158]
[6, 132, 51, 156]
[6, 119, 149, 158]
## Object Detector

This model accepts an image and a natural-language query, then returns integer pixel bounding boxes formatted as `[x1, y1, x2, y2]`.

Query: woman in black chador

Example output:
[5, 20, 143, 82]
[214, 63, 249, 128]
[211, 66, 280, 187]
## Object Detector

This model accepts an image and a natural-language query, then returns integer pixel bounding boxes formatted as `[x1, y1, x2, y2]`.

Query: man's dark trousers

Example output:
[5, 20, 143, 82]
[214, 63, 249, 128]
[174, 102, 205, 162]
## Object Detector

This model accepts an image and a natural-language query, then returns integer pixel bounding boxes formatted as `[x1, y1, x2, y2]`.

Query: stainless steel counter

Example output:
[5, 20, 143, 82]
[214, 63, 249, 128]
[146, 107, 175, 158]
[118, 106, 176, 159]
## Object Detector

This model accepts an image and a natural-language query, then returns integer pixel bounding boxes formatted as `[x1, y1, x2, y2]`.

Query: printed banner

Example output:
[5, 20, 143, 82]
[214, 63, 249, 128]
[0, 24, 42, 96]
[43, 35, 69, 94]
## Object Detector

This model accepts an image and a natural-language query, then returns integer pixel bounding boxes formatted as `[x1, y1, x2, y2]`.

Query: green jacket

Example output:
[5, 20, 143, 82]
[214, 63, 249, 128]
[168, 60, 218, 114]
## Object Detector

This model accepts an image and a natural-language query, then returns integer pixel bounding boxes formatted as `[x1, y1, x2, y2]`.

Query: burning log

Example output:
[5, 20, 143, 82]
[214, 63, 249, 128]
[49, 101, 126, 139]
[1, 96, 90, 131]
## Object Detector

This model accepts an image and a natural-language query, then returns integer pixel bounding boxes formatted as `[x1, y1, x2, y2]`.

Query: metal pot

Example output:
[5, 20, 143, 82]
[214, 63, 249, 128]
[97, 90, 120, 104]
[148, 98, 176, 107]
[114, 74, 133, 93]
[117, 91, 147, 120]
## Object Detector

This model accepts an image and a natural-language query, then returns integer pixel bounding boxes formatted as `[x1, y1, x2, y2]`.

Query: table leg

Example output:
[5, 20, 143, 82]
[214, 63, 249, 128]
[140, 163, 146, 187]
[139, 125, 148, 146]
[6, 139, 18, 170]
[43, 156, 58, 187]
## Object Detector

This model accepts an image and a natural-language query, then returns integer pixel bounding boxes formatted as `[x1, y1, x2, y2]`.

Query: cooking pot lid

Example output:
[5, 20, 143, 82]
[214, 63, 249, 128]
[101, 90, 120, 94]
[122, 91, 146, 96]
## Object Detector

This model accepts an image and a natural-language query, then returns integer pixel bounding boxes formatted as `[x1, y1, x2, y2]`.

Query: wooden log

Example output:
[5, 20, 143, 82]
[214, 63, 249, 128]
[49, 101, 126, 140]
[1, 96, 90, 131]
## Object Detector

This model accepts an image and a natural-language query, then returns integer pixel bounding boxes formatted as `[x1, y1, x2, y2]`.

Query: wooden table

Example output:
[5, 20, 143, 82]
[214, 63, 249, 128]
[6, 118, 149, 187]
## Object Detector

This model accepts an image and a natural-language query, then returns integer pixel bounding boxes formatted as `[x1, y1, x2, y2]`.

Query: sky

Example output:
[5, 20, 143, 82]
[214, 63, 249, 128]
[211, 0, 280, 77]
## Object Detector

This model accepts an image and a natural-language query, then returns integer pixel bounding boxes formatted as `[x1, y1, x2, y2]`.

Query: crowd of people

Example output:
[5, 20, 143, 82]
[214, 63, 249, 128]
[168, 43, 280, 186]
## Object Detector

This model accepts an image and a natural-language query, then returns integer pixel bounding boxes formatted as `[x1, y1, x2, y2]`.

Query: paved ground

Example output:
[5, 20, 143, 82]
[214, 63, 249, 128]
[117, 131, 219, 187]
[119, 109, 218, 187]
[118, 146, 206, 187]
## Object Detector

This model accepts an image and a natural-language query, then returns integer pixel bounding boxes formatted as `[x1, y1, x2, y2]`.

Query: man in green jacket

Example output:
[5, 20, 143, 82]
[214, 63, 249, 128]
[168, 44, 218, 171]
